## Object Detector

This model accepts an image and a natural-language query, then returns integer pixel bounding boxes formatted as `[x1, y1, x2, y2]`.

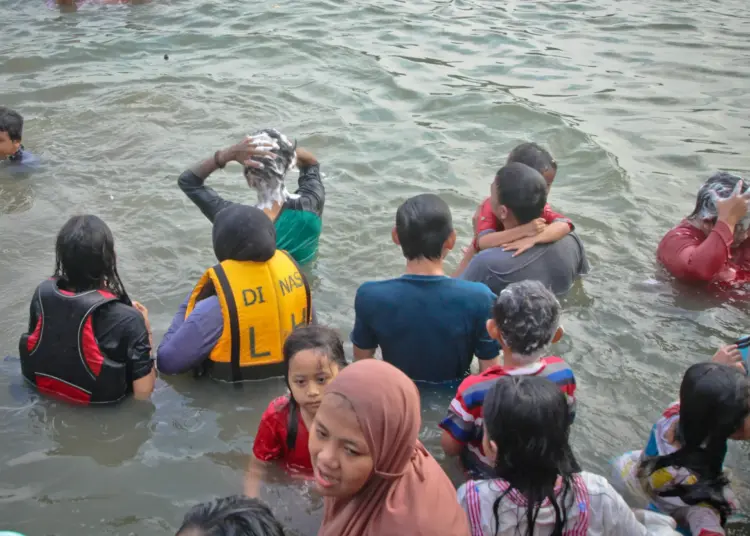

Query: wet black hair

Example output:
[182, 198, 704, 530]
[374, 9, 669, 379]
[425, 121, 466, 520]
[283, 325, 347, 450]
[483, 375, 581, 536]
[395, 193, 453, 261]
[493, 163, 548, 225]
[507, 142, 557, 177]
[212, 204, 276, 263]
[54, 215, 129, 301]
[639, 363, 750, 527]
[176, 495, 285, 536]
[0, 107, 23, 141]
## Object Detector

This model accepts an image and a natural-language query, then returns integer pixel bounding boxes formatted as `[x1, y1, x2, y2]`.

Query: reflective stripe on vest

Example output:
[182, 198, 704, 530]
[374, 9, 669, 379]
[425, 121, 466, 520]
[186, 251, 311, 382]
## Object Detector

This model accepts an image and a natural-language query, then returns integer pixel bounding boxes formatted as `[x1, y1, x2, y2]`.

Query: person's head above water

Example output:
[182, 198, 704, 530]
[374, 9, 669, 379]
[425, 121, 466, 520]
[491, 162, 548, 230]
[0, 107, 24, 159]
[310, 359, 470, 536]
[639, 362, 750, 527]
[392, 193, 456, 262]
[507, 142, 557, 190]
[54, 215, 129, 300]
[688, 171, 750, 244]
[482, 375, 581, 534]
[212, 204, 276, 263]
[242, 129, 297, 209]
[488, 280, 563, 365]
[176, 495, 285, 536]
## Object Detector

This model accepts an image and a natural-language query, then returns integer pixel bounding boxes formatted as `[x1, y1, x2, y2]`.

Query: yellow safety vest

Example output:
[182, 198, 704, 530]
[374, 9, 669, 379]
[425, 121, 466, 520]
[185, 251, 311, 382]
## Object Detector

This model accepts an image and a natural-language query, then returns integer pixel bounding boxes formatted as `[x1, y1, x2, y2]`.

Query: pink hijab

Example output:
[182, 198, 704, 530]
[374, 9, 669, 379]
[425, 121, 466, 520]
[317, 360, 470, 536]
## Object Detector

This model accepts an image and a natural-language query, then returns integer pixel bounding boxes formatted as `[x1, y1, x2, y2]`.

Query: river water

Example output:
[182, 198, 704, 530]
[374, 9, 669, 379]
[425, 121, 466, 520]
[1, 0, 750, 534]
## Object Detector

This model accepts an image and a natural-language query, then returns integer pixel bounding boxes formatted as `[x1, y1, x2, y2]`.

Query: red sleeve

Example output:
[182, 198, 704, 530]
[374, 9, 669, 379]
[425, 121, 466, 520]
[252, 398, 288, 462]
[473, 198, 501, 250]
[541, 204, 574, 230]
[657, 221, 733, 282]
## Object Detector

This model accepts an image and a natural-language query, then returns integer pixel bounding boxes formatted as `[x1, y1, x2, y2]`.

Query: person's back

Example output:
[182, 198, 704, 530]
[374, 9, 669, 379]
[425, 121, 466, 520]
[19, 215, 155, 404]
[351, 193, 499, 382]
[460, 163, 588, 295]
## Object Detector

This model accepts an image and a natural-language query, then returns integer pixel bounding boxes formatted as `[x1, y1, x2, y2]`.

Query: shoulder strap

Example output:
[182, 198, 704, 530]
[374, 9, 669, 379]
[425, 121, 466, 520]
[210, 263, 242, 383]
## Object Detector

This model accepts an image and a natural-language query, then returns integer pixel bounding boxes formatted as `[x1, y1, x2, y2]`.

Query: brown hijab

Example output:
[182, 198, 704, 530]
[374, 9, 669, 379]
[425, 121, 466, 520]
[317, 360, 470, 536]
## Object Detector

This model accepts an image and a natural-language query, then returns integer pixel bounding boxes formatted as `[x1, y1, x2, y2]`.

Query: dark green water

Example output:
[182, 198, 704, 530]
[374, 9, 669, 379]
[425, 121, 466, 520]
[1, 0, 749, 534]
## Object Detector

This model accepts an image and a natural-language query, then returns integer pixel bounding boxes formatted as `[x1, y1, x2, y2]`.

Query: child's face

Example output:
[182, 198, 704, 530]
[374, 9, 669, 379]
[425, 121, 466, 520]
[0, 131, 20, 159]
[288, 350, 340, 418]
[309, 394, 374, 499]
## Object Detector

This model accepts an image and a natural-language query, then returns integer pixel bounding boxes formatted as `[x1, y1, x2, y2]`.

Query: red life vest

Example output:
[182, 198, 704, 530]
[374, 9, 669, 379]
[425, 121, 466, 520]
[19, 279, 129, 405]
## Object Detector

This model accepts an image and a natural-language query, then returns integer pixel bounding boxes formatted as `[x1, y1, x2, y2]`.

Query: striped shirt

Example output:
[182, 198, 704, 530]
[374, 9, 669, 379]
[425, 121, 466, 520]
[440, 357, 576, 477]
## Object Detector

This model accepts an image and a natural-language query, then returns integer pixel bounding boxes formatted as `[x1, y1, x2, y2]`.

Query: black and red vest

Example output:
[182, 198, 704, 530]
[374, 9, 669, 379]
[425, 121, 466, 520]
[19, 279, 129, 405]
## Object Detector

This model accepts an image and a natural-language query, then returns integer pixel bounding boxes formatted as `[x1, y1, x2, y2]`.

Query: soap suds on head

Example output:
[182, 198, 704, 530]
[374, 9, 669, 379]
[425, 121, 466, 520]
[243, 128, 298, 210]
[691, 171, 750, 230]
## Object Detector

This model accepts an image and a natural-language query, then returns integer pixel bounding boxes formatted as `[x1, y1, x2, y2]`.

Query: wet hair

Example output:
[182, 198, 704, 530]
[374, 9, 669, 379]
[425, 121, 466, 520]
[507, 142, 557, 178]
[176, 495, 285, 536]
[484, 375, 581, 536]
[0, 107, 23, 141]
[212, 204, 276, 262]
[54, 215, 129, 301]
[638, 363, 750, 527]
[283, 325, 347, 450]
[243, 129, 297, 207]
[492, 280, 560, 362]
[395, 193, 454, 261]
[688, 172, 750, 228]
[493, 163, 548, 224]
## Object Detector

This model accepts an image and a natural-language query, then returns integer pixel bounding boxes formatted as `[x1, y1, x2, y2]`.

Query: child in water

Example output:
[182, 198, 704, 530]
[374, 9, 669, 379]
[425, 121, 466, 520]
[612, 362, 750, 536]
[0, 107, 38, 170]
[454, 142, 572, 276]
[244, 326, 347, 497]
[176, 495, 285, 536]
[458, 375, 681, 535]
[440, 280, 576, 478]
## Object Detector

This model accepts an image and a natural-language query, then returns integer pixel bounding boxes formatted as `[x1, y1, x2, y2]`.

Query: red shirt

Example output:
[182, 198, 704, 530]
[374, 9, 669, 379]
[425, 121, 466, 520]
[252, 395, 313, 473]
[657, 220, 750, 284]
[475, 197, 573, 245]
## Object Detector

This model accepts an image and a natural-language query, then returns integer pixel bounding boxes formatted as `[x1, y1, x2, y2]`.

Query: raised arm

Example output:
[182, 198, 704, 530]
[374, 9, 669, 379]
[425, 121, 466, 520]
[285, 148, 325, 216]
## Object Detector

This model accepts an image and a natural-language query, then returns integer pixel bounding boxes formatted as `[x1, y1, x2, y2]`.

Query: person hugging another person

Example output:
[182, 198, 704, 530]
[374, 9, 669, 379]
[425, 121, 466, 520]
[19, 215, 155, 404]
[440, 280, 576, 478]
[157, 204, 311, 382]
[455, 142, 573, 277]
[612, 361, 750, 536]
[458, 162, 588, 295]
[310, 359, 470, 536]
[458, 375, 681, 535]
[657, 173, 750, 286]
[350, 193, 500, 382]
[244, 326, 347, 498]
[178, 130, 324, 265]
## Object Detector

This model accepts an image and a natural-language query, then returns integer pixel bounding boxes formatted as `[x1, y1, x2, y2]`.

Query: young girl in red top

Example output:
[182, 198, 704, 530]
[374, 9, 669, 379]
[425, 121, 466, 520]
[455, 142, 574, 276]
[244, 325, 347, 497]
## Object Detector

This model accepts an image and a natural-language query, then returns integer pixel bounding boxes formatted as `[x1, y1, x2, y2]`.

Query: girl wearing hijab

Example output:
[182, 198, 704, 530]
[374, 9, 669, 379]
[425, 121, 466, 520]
[309, 359, 470, 536]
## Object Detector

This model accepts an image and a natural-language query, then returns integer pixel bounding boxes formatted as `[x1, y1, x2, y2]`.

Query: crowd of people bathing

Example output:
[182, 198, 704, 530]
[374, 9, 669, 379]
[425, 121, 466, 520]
[3, 105, 750, 536]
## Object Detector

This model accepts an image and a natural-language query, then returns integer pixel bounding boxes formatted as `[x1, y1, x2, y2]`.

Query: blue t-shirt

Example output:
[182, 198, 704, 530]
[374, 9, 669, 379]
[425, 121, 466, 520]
[3, 147, 40, 173]
[350, 275, 499, 382]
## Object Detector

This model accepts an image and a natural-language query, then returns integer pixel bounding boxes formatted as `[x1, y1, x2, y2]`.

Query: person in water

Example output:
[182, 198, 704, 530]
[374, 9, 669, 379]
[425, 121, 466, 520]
[657, 173, 750, 285]
[350, 193, 499, 382]
[19, 215, 155, 404]
[176, 495, 285, 536]
[157, 204, 312, 383]
[244, 325, 347, 498]
[440, 280, 576, 478]
[612, 361, 749, 536]
[310, 359, 471, 536]
[455, 142, 573, 276]
[460, 163, 589, 295]
[459, 375, 681, 535]
[0, 107, 39, 169]
[178, 130, 324, 264]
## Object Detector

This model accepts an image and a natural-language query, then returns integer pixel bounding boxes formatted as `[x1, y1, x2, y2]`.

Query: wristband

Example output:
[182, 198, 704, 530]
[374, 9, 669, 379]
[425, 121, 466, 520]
[214, 150, 226, 169]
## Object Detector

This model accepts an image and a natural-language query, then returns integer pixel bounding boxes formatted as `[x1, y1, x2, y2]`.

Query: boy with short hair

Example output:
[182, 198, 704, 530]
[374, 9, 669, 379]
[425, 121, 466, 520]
[0, 107, 38, 168]
[350, 193, 500, 383]
[176, 495, 285, 536]
[440, 279, 577, 478]
[454, 142, 573, 276]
